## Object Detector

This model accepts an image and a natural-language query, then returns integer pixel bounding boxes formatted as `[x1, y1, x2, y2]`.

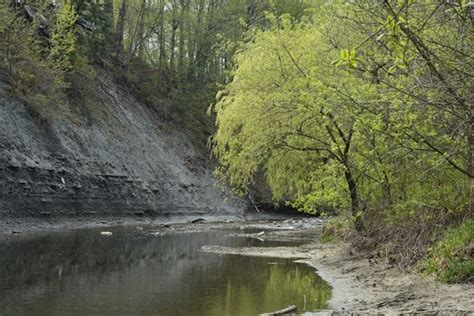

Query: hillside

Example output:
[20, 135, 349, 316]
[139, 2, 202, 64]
[0, 73, 243, 220]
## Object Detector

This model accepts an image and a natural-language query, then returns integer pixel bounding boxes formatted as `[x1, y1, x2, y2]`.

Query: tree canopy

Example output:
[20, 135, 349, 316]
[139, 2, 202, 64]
[210, 0, 472, 231]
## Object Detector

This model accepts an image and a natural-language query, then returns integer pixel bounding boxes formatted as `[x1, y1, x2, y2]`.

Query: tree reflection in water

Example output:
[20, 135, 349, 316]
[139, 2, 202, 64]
[0, 226, 331, 315]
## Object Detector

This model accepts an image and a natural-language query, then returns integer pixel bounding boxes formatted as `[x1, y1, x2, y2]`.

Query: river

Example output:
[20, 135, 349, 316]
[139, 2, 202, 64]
[0, 224, 331, 315]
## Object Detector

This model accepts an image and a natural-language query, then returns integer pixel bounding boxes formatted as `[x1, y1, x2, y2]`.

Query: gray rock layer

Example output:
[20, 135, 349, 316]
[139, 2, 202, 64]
[0, 78, 243, 219]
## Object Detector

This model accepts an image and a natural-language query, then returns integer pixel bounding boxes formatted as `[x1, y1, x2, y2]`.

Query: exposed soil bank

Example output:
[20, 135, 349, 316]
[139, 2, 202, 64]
[0, 75, 243, 220]
[201, 220, 474, 315]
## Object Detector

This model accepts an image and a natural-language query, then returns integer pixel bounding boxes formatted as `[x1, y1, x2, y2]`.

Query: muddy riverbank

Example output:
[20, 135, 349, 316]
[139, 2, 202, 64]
[0, 212, 295, 236]
[0, 214, 237, 236]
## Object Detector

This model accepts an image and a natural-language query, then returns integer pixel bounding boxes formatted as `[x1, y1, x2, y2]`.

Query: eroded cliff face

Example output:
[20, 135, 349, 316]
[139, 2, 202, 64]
[0, 76, 243, 220]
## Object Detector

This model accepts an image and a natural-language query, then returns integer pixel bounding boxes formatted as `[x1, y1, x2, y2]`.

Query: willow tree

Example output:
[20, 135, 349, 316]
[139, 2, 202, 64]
[210, 0, 472, 226]
[210, 13, 374, 223]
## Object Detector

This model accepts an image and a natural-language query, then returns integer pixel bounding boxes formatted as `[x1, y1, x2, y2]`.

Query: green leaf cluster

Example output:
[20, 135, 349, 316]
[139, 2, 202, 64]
[49, 1, 78, 73]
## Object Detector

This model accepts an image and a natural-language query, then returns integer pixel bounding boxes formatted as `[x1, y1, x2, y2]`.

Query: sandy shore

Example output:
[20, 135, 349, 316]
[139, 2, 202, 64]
[202, 221, 474, 315]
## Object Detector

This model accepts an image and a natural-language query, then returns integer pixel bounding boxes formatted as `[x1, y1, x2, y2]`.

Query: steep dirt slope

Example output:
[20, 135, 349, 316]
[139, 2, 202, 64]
[0, 76, 243, 221]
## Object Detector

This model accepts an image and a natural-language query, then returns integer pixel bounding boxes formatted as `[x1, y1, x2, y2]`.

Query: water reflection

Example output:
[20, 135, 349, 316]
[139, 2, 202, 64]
[205, 257, 331, 315]
[0, 226, 331, 315]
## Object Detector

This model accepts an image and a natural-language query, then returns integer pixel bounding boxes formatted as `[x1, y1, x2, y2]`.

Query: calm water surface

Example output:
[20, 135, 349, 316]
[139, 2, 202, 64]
[0, 225, 331, 315]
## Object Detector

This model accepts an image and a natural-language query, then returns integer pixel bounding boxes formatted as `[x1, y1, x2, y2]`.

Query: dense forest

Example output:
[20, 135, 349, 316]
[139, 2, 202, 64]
[0, 0, 472, 282]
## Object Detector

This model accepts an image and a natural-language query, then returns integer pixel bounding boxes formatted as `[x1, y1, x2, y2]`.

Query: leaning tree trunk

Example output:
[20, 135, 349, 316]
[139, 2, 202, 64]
[344, 167, 363, 231]
[158, 1, 166, 69]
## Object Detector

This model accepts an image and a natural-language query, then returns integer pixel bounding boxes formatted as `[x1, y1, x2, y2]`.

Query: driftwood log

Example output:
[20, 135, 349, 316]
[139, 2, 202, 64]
[259, 305, 297, 316]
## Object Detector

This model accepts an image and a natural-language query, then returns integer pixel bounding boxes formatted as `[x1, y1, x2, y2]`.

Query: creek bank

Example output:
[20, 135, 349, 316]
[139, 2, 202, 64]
[0, 214, 236, 236]
[201, 220, 474, 315]
[0, 211, 302, 236]
[0, 74, 244, 221]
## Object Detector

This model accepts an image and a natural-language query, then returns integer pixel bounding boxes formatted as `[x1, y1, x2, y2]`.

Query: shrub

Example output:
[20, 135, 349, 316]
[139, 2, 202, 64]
[321, 216, 353, 243]
[420, 220, 474, 283]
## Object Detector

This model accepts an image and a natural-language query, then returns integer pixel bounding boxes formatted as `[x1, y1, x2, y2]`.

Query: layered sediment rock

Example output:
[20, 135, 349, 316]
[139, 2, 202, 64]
[0, 78, 242, 219]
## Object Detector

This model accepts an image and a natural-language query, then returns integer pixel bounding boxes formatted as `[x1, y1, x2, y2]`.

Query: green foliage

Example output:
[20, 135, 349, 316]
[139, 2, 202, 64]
[210, 12, 368, 211]
[333, 49, 357, 68]
[210, 0, 472, 274]
[421, 221, 474, 283]
[321, 216, 353, 243]
[49, 1, 78, 73]
[211, 0, 472, 214]
[0, 1, 63, 99]
[289, 164, 349, 214]
[0, 0, 101, 123]
[72, 0, 111, 64]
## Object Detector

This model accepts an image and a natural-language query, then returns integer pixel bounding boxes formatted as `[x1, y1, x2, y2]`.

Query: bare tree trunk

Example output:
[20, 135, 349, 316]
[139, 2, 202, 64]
[169, 18, 179, 76]
[193, 0, 205, 80]
[103, 0, 114, 29]
[103, 0, 114, 54]
[187, 27, 195, 80]
[115, 0, 127, 60]
[468, 108, 473, 213]
[468, 121, 473, 177]
[177, 23, 185, 79]
[158, 0, 166, 69]
[468, 97, 473, 181]
[177, 0, 189, 81]
[137, 0, 147, 60]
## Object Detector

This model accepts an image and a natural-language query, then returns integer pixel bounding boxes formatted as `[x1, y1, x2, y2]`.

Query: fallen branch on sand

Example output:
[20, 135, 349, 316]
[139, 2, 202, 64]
[259, 305, 297, 315]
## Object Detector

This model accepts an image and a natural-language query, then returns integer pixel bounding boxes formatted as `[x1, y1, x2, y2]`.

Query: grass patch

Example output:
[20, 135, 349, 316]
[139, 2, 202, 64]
[321, 216, 352, 243]
[420, 220, 474, 283]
